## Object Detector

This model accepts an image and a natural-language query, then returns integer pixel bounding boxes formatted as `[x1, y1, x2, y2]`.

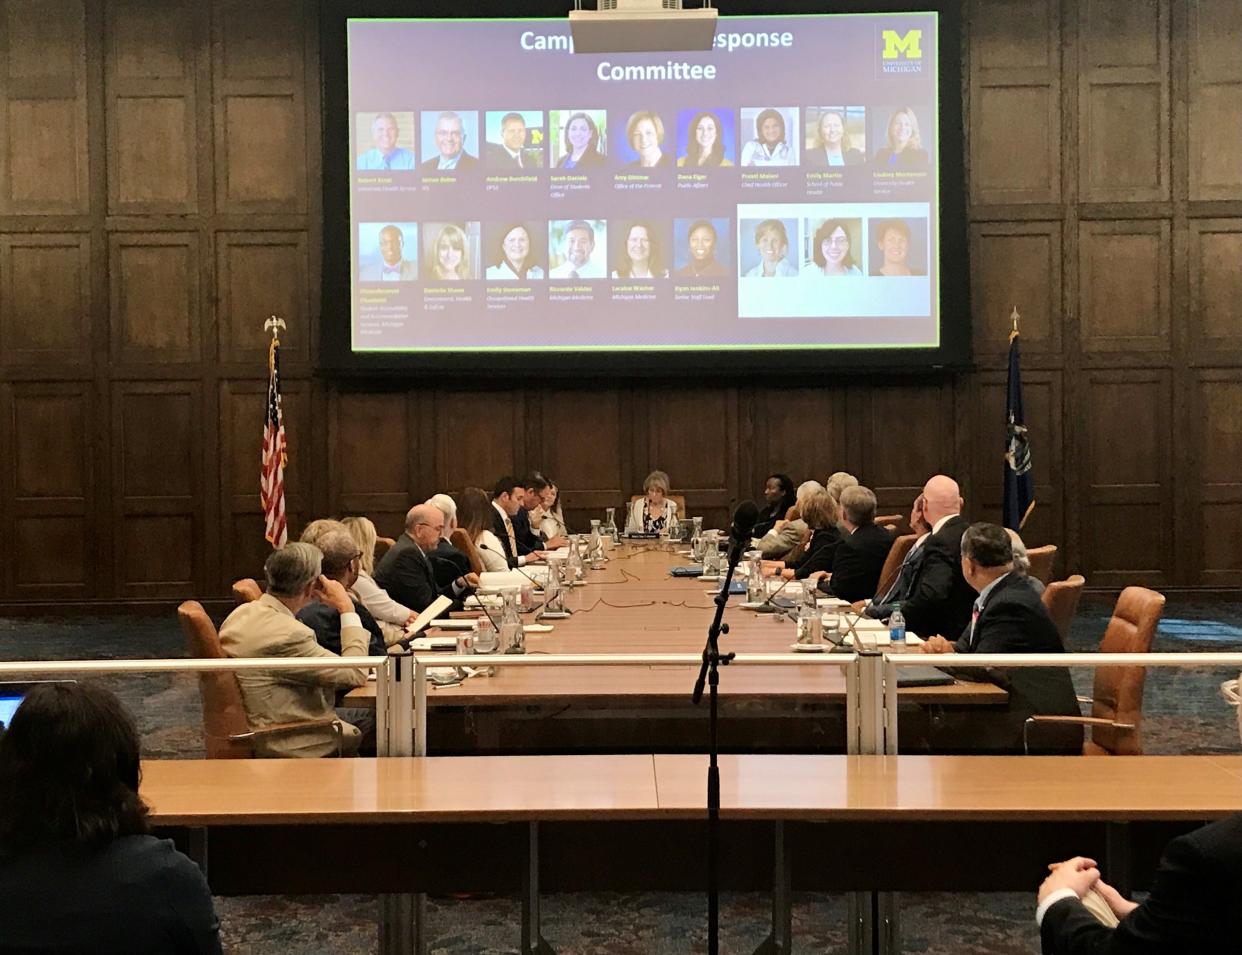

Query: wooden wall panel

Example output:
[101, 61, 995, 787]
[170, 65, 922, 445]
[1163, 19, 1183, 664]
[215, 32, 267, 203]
[216, 232, 309, 364]
[0, 234, 91, 365]
[1082, 371, 1172, 586]
[751, 387, 849, 495]
[643, 386, 738, 528]
[856, 382, 955, 517]
[536, 386, 631, 524]
[2, 383, 94, 597]
[328, 390, 412, 536]
[212, 0, 307, 212]
[1079, 0, 1170, 203]
[1191, 372, 1242, 586]
[105, 0, 200, 214]
[1188, 0, 1242, 201]
[1187, 219, 1242, 352]
[970, 223, 1062, 357]
[112, 382, 202, 597]
[109, 233, 200, 363]
[0, 0, 89, 214]
[433, 390, 521, 496]
[1079, 220, 1170, 353]
[969, 0, 1060, 206]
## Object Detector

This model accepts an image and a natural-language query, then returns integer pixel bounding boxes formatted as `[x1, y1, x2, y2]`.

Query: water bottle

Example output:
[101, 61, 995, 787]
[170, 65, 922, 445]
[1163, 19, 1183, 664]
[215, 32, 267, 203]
[543, 561, 566, 615]
[499, 590, 525, 654]
[666, 511, 680, 542]
[604, 507, 620, 544]
[746, 554, 763, 602]
[889, 605, 906, 647]
[589, 520, 604, 567]
[473, 613, 498, 676]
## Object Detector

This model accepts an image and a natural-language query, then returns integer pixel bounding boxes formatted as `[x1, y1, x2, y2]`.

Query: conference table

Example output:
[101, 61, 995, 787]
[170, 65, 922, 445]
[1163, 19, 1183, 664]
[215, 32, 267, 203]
[346, 541, 1006, 753]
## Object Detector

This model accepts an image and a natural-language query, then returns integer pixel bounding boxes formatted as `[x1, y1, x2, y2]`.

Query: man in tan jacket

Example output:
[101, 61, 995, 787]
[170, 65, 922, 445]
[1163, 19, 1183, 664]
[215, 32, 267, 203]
[219, 542, 372, 757]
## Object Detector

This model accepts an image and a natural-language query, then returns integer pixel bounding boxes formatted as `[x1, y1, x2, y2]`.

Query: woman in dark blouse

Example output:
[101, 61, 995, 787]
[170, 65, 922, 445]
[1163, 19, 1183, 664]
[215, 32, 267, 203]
[0, 682, 221, 954]
[778, 488, 842, 580]
[753, 473, 796, 538]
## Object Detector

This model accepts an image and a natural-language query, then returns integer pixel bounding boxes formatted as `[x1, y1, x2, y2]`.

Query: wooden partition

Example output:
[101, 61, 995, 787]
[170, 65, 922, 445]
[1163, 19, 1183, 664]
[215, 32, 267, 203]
[0, 0, 1239, 608]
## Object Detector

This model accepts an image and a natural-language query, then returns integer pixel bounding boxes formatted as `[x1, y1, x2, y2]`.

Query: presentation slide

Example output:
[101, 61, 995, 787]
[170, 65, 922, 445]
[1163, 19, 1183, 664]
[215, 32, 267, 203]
[346, 13, 939, 353]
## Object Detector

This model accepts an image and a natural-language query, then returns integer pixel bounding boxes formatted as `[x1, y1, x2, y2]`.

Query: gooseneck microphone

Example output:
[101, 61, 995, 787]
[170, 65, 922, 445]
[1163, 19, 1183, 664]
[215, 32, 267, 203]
[725, 499, 760, 565]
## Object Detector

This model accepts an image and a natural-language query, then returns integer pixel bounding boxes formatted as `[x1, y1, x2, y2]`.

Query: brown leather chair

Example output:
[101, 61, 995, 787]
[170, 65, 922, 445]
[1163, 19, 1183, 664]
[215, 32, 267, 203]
[178, 600, 341, 759]
[1025, 544, 1057, 584]
[874, 514, 904, 532]
[374, 536, 396, 562]
[231, 578, 262, 604]
[873, 533, 916, 601]
[1041, 574, 1085, 647]
[1026, 586, 1165, 756]
[449, 528, 485, 575]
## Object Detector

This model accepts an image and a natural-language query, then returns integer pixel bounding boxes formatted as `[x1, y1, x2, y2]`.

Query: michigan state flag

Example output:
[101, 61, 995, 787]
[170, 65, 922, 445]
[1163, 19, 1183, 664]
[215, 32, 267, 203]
[1003, 329, 1034, 530]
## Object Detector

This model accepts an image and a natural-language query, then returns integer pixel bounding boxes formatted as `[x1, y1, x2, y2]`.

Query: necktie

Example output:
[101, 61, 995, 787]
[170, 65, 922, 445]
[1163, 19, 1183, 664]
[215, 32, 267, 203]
[383, 155, 392, 170]
[569, 269, 580, 279]
[969, 605, 980, 648]
[504, 516, 518, 555]
[880, 543, 921, 605]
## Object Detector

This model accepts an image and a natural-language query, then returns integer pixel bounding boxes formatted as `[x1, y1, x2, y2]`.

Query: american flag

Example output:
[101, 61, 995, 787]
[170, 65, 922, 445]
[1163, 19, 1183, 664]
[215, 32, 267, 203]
[261, 334, 288, 547]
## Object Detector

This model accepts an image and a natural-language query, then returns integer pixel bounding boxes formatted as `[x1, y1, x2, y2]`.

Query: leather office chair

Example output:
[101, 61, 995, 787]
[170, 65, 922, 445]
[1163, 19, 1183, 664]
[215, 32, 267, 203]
[1026, 586, 1165, 756]
[231, 578, 262, 604]
[873, 533, 917, 600]
[1041, 574, 1085, 647]
[448, 528, 485, 575]
[1025, 544, 1057, 584]
[874, 513, 904, 532]
[178, 600, 341, 759]
[374, 536, 396, 562]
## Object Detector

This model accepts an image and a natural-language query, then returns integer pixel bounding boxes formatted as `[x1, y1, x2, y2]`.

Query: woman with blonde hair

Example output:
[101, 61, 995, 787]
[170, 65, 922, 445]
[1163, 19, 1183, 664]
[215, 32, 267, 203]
[873, 107, 928, 167]
[626, 469, 678, 533]
[774, 488, 842, 580]
[342, 515, 415, 641]
[430, 223, 471, 280]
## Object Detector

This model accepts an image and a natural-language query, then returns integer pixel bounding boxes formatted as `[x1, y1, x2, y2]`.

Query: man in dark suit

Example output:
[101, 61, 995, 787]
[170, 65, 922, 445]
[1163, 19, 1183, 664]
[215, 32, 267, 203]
[425, 493, 471, 589]
[297, 528, 386, 657]
[920, 521, 1081, 753]
[517, 472, 568, 553]
[865, 474, 975, 640]
[484, 112, 541, 169]
[419, 111, 478, 171]
[491, 476, 535, 569]
[375, 504, 478, 614]
[1037, 813, 1242, 953]
[811, 485, 894, 602]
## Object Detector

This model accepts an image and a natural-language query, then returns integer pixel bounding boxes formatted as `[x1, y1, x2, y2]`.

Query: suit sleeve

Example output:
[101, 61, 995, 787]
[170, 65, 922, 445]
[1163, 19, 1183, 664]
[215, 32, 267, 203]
[1108, 830, 1218, 952]
[900, 541, 956, 636]
[385, 552, 438, 612]
[1039, 897, 1114, 955]
[825, 542, 863, 600]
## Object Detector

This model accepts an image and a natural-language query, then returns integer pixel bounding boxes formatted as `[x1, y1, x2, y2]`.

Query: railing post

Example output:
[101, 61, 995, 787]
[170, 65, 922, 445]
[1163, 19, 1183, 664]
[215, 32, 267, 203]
[378, 648, 419, 955]
[414, 658, 428, 757]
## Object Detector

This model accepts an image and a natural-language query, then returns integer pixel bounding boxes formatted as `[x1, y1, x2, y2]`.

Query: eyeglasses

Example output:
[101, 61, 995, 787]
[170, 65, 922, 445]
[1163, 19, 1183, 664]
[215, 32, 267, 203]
[824, 237, 850, 247]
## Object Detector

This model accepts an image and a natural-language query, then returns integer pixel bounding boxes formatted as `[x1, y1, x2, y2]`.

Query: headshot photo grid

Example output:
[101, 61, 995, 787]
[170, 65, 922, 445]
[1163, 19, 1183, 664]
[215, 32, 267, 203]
[348, 14, 940, 351]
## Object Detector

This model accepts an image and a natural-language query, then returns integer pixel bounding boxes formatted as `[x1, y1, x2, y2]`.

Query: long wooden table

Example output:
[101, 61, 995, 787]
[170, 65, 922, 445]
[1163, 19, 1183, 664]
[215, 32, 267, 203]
[345, 544, 1005, 752]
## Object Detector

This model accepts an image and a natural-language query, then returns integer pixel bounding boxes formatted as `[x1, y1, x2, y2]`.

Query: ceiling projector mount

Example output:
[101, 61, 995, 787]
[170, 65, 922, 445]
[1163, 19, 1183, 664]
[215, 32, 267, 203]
[569, 0, 718, 53]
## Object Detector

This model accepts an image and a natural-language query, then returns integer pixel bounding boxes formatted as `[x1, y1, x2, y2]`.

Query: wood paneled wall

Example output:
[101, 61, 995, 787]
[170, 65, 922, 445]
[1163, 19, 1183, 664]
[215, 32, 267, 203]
[0, 0, 1239, 608]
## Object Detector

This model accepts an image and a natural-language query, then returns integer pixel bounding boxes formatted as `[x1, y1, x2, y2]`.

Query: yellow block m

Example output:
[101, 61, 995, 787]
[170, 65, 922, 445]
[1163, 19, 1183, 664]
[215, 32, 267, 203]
[881, 29, 922, 60]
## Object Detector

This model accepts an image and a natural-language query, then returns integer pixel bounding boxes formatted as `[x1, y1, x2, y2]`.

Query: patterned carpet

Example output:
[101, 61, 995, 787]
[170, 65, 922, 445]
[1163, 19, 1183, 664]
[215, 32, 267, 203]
[2, 594, 1239, 953]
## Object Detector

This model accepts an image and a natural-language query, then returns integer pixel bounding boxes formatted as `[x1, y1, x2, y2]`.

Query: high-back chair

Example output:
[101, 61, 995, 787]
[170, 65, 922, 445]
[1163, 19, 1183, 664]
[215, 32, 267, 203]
[178, 600, 341, 758]
[231, 578, 262, 604]
[873, 533, 916, 601]
[374, 536, 396, 563]
[1025, 544, 1058, 584]
[1041, 574, 1086, 647]
[1026, 586, 1165, 756]
[449, 528, 485, 575]
[874, 513, 904, 532]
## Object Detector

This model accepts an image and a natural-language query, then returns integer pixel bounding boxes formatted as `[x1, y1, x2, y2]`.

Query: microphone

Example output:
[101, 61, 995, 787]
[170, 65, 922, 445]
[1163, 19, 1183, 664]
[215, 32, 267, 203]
[756, 573, 795, 614]
[725, 499, 760, 565]
[478, 543, 544, 589]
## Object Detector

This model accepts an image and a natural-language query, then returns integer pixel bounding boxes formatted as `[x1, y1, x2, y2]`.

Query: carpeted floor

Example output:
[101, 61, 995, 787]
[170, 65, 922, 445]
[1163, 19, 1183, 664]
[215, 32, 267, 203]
[2, 594, 1239, 953]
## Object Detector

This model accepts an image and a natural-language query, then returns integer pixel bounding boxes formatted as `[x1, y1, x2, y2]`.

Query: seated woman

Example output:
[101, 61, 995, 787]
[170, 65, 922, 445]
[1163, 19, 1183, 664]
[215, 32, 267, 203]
[626, 110, 670, 168]
[428, 223, 472, 280]
[342, 515, 415, 644]
[674, 219, 728, 279]
[625, 469, 678, 534]
[756, 479, 822, 559]
[753, 473, 796, 538]
[0, 682, 222, 953]
[539, 482, 568, 541]
[485, 223, 543, 280]
[612, 221, 668, 279]
[678, 111, 733, 167]
[455, 486, 511, 573]
[873, 107, 928, 168]
[812, 219, 862, 276]
[556, 112, 605, 169]
[772, 489, 841, 580]
[744, 219, 797, 277]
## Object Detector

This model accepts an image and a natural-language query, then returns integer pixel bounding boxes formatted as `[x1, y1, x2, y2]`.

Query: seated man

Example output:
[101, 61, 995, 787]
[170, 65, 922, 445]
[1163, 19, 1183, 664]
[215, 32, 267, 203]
[920, 522, 1081, 753]
[517, 472, 568, 552]
[865, 474, 974, 641]
[296, 528, 387, 655]
[809, 485, 894, 602]
[491, 476, 539, 568]
[755, 480, 822, 560]
[219, 542, 373, 757]
[1037, 812, 1242, 953]
[375, 504, 479, 613]
[425, 493, 472, 587]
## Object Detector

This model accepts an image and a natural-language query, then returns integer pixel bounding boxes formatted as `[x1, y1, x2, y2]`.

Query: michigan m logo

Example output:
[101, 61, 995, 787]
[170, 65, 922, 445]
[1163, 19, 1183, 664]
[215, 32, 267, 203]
[881, 29, 922, 60]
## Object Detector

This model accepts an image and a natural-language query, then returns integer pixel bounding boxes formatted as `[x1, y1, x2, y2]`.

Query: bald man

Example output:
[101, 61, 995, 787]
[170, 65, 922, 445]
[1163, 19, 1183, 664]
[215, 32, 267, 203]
[866, 474, 975, 640]
[374, 504, 479, 615]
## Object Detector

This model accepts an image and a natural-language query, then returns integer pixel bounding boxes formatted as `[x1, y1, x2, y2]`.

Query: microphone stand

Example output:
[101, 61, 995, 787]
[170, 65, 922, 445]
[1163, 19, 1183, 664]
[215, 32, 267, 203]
[692, 524, 750, 955]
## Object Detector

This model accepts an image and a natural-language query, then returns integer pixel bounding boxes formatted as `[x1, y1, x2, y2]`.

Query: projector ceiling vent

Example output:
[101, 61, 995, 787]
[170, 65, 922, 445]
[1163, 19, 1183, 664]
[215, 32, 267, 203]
[570, 0, 718, 53]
